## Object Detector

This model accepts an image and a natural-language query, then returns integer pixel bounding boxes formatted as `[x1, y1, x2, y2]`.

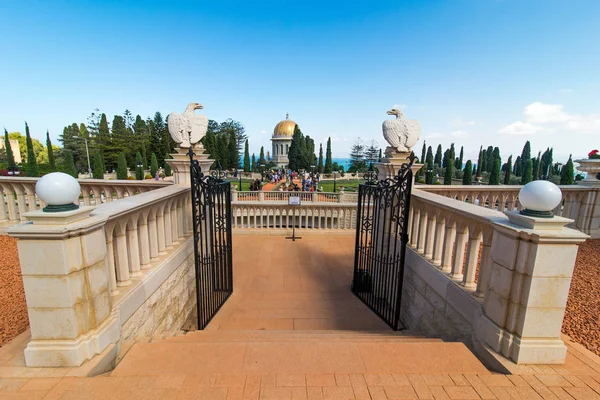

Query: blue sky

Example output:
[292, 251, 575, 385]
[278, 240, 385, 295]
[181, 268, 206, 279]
[1, 0, 599, 162]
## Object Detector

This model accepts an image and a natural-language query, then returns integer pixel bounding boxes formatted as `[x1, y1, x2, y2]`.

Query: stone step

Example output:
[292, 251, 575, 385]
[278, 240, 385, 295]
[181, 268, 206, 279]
[112, 341, 489, 376]
[166, 333, 439, 343]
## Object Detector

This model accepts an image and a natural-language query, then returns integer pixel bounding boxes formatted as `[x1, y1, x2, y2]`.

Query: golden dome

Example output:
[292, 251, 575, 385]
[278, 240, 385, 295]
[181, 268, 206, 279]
[273, 113, 297, 138]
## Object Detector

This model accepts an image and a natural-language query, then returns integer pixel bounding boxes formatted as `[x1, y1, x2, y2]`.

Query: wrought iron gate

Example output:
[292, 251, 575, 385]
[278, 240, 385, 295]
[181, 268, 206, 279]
[189, 150, 233, 329]
[352, 157, 414, 330]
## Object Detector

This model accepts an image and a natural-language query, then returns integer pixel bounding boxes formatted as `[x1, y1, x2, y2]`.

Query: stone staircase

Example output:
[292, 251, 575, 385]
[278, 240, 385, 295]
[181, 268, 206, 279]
[111, 329, 490, 377]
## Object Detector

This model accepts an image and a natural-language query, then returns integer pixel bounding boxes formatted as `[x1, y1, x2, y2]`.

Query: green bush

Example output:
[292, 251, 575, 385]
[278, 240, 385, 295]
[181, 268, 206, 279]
[116, 153, 127, 180]
[126, 176, 135, 180]
[144, 174, 153, 179]
[417, 178, 426, 184]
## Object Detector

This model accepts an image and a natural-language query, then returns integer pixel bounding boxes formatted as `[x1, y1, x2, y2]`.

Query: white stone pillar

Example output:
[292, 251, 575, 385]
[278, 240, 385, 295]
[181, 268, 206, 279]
[7, 207, 119, 367]
[477, 211, 588, 364]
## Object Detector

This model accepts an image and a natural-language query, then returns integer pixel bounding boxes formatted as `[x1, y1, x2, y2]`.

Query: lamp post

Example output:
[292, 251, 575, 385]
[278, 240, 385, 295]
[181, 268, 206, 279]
[136, 160, 144, 180]
[74, 136, 92, 178]
[333, 171, 339, 193]
[238, 168, 243, 191]
[7, 165, 20, 176]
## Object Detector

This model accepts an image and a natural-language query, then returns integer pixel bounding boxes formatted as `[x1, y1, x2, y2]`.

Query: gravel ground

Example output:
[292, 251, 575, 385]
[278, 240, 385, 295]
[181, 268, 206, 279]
[0, 236, 28, 347]
[562, 239, 600, 356]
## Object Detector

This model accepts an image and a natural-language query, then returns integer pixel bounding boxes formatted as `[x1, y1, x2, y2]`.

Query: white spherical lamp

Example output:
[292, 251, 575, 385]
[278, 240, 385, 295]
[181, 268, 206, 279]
[518, 180, 563, 218]
[36, 172, 81, 212]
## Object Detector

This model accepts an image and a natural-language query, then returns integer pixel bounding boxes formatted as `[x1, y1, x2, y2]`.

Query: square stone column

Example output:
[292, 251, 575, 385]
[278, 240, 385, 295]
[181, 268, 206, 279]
[477, 211, 588, 364]
[167, 145, 214, 186]
[375, 151, 422, 186]
[8, 207, 120, 367]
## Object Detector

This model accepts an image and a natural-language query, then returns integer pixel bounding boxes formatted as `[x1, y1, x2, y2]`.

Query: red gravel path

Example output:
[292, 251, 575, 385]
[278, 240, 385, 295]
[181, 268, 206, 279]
[562, 239, 600, 356]
[0, 236, 28, 347]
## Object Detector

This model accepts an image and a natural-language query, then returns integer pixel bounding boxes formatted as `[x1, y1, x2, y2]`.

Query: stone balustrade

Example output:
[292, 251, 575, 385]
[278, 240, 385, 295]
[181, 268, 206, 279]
[232, 202, 357, 231]
[0, 177, 172, 223]
[418, 185, 599, 238]
[232, 190, 358, 204]
[93, 185, 192, 295]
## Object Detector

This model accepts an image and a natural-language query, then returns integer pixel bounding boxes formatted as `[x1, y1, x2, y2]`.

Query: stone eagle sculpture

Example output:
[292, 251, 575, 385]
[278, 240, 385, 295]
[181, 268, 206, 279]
[167, 102, 208, 148]
[382, 106, 421, 153]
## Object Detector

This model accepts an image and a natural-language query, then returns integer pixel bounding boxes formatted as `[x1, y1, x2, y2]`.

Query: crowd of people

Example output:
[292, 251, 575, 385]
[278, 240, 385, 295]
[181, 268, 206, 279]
[233, 168, 323, 192]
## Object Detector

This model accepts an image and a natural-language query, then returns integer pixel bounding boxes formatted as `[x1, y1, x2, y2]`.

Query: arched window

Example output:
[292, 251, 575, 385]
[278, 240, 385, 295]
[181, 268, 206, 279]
[281, 144, 284, 155]
[286, 144, 289, 154]
[274, 144, 277, 155]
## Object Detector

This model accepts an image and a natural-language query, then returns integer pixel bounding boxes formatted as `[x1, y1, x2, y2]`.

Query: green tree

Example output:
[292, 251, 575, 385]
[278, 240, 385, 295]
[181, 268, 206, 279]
[489, 158, 501, 185]
[324, 137, 333, 173]
[533, 151, 542, 180]
[364, 140, 379, 168]
[46, 131, 56, 171]
[251, 154, 256, 171]
[485, 146, 494, 173]
[434, 145, 443, 167]
[560, 155, 575, 185]
[520, 141, 532, 184]
[349, 138, 367, 173]
[243, 139, 251, 172]
[462, 160, 473, 185]
[258, 146, 266, 165]
[135, 152, 144, 180]
[476, 146, 482, 176]
[3, 129, 16, 170]
[92, 152, 104, 179]
[116, 153, 128, 180]
[24, 123, 40, 177]
[443, 144, 455, 185]
[503, 155, 512, 185]
[514, 155, 522, 176]
[458, 146, 464, 169]
[61, 151, 77, 178]
[425, 146, 434, 184]
[150, 153, 158, 177]
[227, 129, 239, 170]
[305, 135, 317, 167]
[287, 126, 303, 171]
[96, 113, 111, 163]
[317, 143, 324, 173]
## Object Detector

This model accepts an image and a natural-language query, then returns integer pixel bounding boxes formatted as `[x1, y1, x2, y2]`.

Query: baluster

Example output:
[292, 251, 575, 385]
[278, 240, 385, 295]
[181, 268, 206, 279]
[450, 223, 468, 280]
[475, 229, 493, 297]
[25, 187, 37, 211]
[432, 214, 446, 266]
[165, 203, 173, 247]
[171, 202, 179, 243]
[410, 207, 420, 247]
[424, 212, 436, 259]
[148, 208, 159, 261]
[114, 223, 132, 286]
[157, 208, 167, 254]
[441, 219, 456, 273]
[103, 187, 113, 202]
[82, 188, 91, 206]
[139, 211, 151, 269]
[127, 217, 142, 277]
[5, 186, 18, 221]
[462, 227, 481, 289]
[104, 223, 119, 295]
[177, 199, 184, 239]
[115, 187, 125, 200]
[0, 185, 7, 221]
[11, 185, 27, 221]
[417, 209, 428, 253]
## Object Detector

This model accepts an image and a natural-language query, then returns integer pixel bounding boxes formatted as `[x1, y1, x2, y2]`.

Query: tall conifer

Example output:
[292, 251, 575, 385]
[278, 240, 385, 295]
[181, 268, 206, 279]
[46, 131, 56, 171]
[325, 137, 333, 173]
[4, 129, 16, 170]
[243, 139, 250, 172]
[25, 122, 39, 177]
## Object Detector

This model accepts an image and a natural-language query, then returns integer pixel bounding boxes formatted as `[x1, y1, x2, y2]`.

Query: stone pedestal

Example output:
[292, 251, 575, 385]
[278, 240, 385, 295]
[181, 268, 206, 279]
[7, 207, 120, 367]
[166, 145, 214, 186]
[478, 211, 588, 364]
[375, 150, 422, 185]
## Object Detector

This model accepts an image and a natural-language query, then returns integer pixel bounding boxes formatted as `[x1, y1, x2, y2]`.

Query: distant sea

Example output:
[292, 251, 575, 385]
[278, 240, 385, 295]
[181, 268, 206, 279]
[332, 158, 352, 171]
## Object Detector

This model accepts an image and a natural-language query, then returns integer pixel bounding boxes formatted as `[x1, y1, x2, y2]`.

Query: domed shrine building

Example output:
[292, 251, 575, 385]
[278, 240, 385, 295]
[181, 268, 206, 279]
[271, 113, 297, 168]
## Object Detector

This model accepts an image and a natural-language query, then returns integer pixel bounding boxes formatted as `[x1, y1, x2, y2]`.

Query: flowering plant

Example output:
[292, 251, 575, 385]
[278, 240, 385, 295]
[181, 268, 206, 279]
[589, 149, 600, 159]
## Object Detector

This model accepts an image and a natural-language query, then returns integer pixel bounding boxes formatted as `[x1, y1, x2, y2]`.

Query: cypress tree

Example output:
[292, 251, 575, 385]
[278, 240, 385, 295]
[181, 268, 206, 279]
[463, 160, 473, 185]
[503, 155, 512, 185]
[243, 139, 250, 172]
[489, 158, 501, 185]
[258, 146, 265, 165]
[217, 134, 228, 169]
[116, 153, 127, 179]
[4, 129, 16, 170]
[481, 149, 487, 172]
[287, 126, 302, 171]
[251, 154, 256, 171]
[443, 144, 455, 185]
[46, 131, 56, 171]
[228, 129, 239, 169]
[533, 151, 542, 180]
[560, 155, 575, 185]
[472, 163, 477, 177]
[520, 141, 532, 184]
[425, 146, 434, 184]
[514, 156, 522, 176]
[476, 146, 482, 176]
[324, 137, 333, 173]
[24, 122, 39, 177]
[317, 143, 324, 173]
[459, 146, 464, 169]
[141, 143, 148, 170]
[417, 141, 426, 178]
[62, 151, 77, 178]
[434, 145, 443, 167]
[150, 153, 158, 177]
[92, 152, 104, 179]
[486, 146, 494, 172]
[135, 152, 144, 180]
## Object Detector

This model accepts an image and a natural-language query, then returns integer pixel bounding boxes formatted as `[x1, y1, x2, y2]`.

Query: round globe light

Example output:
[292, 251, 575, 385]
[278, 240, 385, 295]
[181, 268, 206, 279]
[36, 172, 81, 212]
[518, 180, 562, 218]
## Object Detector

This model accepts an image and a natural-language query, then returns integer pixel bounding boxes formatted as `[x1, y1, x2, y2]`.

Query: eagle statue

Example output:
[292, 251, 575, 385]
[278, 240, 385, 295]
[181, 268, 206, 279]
[167, 102, 208, 148]
[382, 106, 421, 154]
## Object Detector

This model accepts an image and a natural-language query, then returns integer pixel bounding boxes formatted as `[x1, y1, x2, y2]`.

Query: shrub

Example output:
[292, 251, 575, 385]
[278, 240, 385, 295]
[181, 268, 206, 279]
[433, 181, 442, 185]
[144, 174, 153, 179]
[126, 176, 135, 180]
[417, 178, 426, 184]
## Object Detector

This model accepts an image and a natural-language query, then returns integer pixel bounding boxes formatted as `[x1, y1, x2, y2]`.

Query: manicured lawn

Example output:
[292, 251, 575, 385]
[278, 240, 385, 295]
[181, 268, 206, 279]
[317, 179, 361, 193]
[225, 178, 257, 191]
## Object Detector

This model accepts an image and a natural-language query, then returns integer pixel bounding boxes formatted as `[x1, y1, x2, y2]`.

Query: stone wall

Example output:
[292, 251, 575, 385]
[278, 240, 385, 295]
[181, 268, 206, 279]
[400, 247, 483, 349]
[118, 238, 196, 340]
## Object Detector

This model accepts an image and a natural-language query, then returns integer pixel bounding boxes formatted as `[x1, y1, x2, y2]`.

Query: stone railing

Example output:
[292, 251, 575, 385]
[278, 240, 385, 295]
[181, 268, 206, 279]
[232, 190, 359, 204]
[408, 189, 505, 298]
[232, 202, 357, 230]
[419, 185, 599, 238]
[93, 185, 191, 295]
[0, 177, 172, 223]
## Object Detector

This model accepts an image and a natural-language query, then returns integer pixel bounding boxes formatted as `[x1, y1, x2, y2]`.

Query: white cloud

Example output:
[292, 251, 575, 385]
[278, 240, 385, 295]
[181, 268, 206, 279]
[499, 121, 544, 135]
[260, 129, 268, 134]
[424, 133, 445, 139]
[451, 130, 468, 137]
[451, 117, 475, 128]
[524, 102, 570, 124]
[392, 104, 407, 110]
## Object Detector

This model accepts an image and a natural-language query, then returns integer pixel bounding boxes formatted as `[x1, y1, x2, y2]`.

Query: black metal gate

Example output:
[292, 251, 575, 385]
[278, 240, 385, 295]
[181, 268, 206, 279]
[352, 156, 414, 330]
[189, 150, 233, 329]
